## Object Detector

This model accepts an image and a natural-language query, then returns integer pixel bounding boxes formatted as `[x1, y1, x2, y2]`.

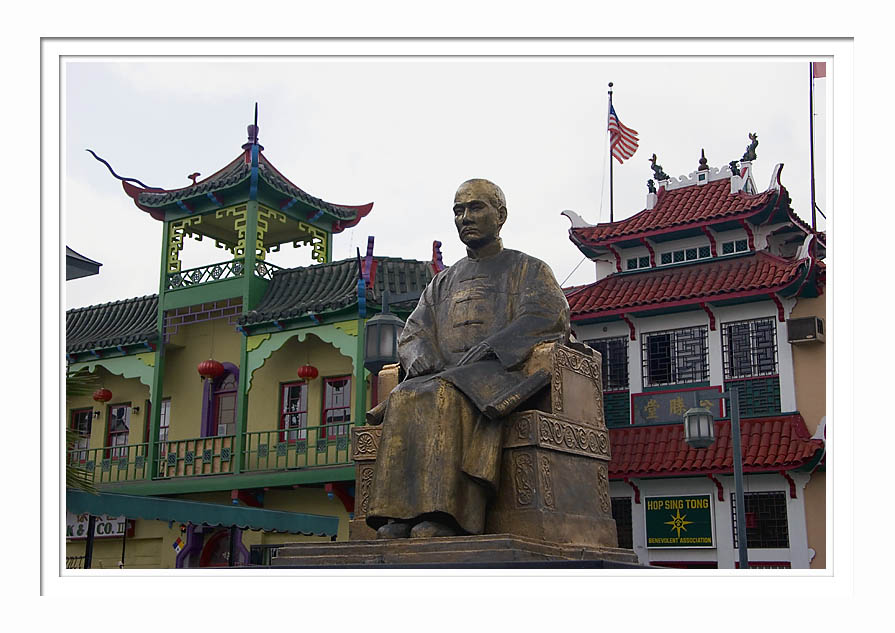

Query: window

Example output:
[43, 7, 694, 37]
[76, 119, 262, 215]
[660, 245, 711, 266]
[280, 382, 308, 442]
[626, 256, 651, 271]
[721, 239, 749, 255]
[731, 491, 789, 549]
[641, 326, 708, 387]
[585, 337, 629, 391]
[322, 376, 351, 438]
[143, 399, 171, 453]
[106, 403, 131, 459]
[611, 497, 633, 549]
[722, 318, 778, 379]
[212, 373, 238, 436]
[70, 408, 93, 462]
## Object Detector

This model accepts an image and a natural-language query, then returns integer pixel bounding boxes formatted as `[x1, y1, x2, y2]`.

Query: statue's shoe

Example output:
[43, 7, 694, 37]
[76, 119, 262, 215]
[410, 521, 456, 538]
[376, 522, 410, 539]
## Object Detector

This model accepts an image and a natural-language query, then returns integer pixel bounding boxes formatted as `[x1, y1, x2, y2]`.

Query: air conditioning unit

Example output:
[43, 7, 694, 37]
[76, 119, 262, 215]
[787, 316, 825, 344]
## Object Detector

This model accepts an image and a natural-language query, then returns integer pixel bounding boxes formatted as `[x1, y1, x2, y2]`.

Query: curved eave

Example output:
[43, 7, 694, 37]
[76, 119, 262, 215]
[569, 257, 811, 323]
[608, 414, 825, 480]
[240, 302, 361, 331]
[570, 189, 781, 251]
[120, 151, 374, 230]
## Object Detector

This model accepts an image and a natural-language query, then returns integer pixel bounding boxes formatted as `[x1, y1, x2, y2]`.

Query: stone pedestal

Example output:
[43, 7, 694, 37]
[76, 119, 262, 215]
[270, 533, 641, 568]
[486, 410, 617, 548]
[349, 425, 381, 541]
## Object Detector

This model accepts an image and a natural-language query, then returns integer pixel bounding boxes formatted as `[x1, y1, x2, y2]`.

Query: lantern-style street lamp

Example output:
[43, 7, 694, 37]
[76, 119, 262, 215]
[682, 386, 749, 570]
[363, 290, 406, 375]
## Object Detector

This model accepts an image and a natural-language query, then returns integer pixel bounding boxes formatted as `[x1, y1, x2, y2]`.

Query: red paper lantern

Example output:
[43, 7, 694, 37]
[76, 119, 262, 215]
[92, 388, 113, 403]
[198, 359, 226, 381]
[296, 364, 319, 380]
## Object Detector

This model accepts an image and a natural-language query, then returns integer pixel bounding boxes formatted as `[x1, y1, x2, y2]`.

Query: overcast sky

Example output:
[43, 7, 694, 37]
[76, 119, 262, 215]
[63, 58, 827, 309]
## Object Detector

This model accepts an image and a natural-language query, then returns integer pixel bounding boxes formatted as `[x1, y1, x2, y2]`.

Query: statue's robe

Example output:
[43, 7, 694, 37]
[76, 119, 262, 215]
[366, 244, 570, 535]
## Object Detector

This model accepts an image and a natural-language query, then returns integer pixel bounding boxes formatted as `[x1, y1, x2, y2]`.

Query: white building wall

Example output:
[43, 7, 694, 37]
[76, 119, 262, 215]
[609, 472, 814, 568]
[575, 297, 800, 414]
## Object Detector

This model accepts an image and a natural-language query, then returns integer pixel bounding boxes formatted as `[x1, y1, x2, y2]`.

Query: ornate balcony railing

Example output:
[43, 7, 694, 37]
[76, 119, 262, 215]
[67, 443, 151, 484]
[167, 260, 244, 290]
[156, 435, 236, 479]
[253, 260, 282, 281]
[67, 424, 355, 484]
[243, 423, 353, 472]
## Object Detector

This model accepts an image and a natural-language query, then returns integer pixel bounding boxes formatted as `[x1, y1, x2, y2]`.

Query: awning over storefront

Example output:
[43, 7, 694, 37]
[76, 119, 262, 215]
[67, 491, 339, 536]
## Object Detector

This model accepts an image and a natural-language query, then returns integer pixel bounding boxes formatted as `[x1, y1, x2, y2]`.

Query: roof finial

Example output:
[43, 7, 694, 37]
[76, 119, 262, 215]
[649, 153, 669, 181]
[243, 102, 263, 150]
[742, 132, 758, 162]
[698, 149, 709, 171]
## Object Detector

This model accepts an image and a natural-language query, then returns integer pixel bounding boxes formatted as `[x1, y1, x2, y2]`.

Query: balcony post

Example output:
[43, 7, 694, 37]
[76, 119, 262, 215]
[148, 220, 170, 479]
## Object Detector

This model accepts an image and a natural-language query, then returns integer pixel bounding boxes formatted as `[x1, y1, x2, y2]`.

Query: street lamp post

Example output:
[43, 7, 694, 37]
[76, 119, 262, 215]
[682, 386, 749, 569]
[363, 290, 407, 404]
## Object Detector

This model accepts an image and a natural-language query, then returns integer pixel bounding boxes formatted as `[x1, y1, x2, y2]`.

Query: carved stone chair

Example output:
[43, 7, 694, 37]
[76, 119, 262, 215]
[350, 341, 618, 549]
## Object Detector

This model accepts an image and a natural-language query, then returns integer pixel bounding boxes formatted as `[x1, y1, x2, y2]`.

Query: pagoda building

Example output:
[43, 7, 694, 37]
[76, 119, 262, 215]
[65, 114, 438, 568]
[562, 144, 826, 569]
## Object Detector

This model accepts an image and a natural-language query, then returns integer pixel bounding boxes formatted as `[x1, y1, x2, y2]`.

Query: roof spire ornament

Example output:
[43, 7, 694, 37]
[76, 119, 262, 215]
[649, 153, 669, 181]
[242, 102, 264, 151]
[742, 132, 758, 162]
[729, 160, 739, 176]
[698, 149, 709, 171]
[647, 179, 656, 194]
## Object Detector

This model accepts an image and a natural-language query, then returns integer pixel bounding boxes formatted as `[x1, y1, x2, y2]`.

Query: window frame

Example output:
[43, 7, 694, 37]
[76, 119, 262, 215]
[321, 375, 352, 439]
[731, 491, 790, 549]
[211, 373, 238, 437]
[105, 401, 132, 460]
[641, 325, 709, 387]
[584, 336, 630, 392]
[279, 381, 309, 443]
[721, 317, 779, 380]
[659, 245, 712, 266]
[70, 407, 93, 463]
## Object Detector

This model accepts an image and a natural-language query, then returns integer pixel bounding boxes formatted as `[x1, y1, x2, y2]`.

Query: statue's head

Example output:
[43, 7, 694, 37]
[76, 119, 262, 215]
[453, 179, 507, 249]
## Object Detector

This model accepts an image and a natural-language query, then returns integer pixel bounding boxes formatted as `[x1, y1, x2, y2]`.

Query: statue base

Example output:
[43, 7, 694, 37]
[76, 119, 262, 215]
[269, 533, 642, 568]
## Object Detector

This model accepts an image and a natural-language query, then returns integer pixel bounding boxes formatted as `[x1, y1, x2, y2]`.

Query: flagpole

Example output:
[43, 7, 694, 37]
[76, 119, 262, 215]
[608, 82, 614, 223]
[809, 63, 817, 231]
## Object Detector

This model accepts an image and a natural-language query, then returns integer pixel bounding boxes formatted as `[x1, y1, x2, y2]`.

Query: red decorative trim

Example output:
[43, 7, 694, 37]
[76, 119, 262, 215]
[571, 279, 805, 323]
[607, 245, 623, 273]
[431, 240, 446, 274]
[575, 202, 777, 247]
[623, 477, 641, 504]
[770, 293, 785, 322]
[232, 489, 263, 508]
[701, 226, 718, 257]
[780, 470, 797, 499]
[640, 238, 656, 268]
[707, 473, 724, 501]
[621, 314, 636, 341]
[739, 219, 755, 251]
[325, 482, 355, 513]
[700, 302, 716, 331]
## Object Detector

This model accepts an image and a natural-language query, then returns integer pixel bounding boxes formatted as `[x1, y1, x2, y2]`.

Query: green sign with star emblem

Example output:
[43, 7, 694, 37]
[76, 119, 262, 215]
[644, 495, 715, 548]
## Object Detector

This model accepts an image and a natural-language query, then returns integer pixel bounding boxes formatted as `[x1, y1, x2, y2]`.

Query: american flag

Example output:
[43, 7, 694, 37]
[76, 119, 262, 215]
[608, 104, 639, 163]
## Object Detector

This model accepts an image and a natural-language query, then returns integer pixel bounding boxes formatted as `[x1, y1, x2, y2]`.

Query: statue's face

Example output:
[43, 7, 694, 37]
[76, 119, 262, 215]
[453, 182, 506, 249]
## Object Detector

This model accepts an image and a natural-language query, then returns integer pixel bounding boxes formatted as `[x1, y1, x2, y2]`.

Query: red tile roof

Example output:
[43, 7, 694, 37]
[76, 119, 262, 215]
[571, 178, 778, 246]
[608, 414, 823, 478]
[566, 252, 808, 319]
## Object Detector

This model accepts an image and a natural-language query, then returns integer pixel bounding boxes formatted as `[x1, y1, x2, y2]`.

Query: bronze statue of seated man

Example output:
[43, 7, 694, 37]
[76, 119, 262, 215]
[365, 179, 571, 539]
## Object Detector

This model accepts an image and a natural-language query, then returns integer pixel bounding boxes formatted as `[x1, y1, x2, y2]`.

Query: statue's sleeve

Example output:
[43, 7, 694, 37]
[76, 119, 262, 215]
[397, 273, 447, 378]
[483, 257, 570, 370]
